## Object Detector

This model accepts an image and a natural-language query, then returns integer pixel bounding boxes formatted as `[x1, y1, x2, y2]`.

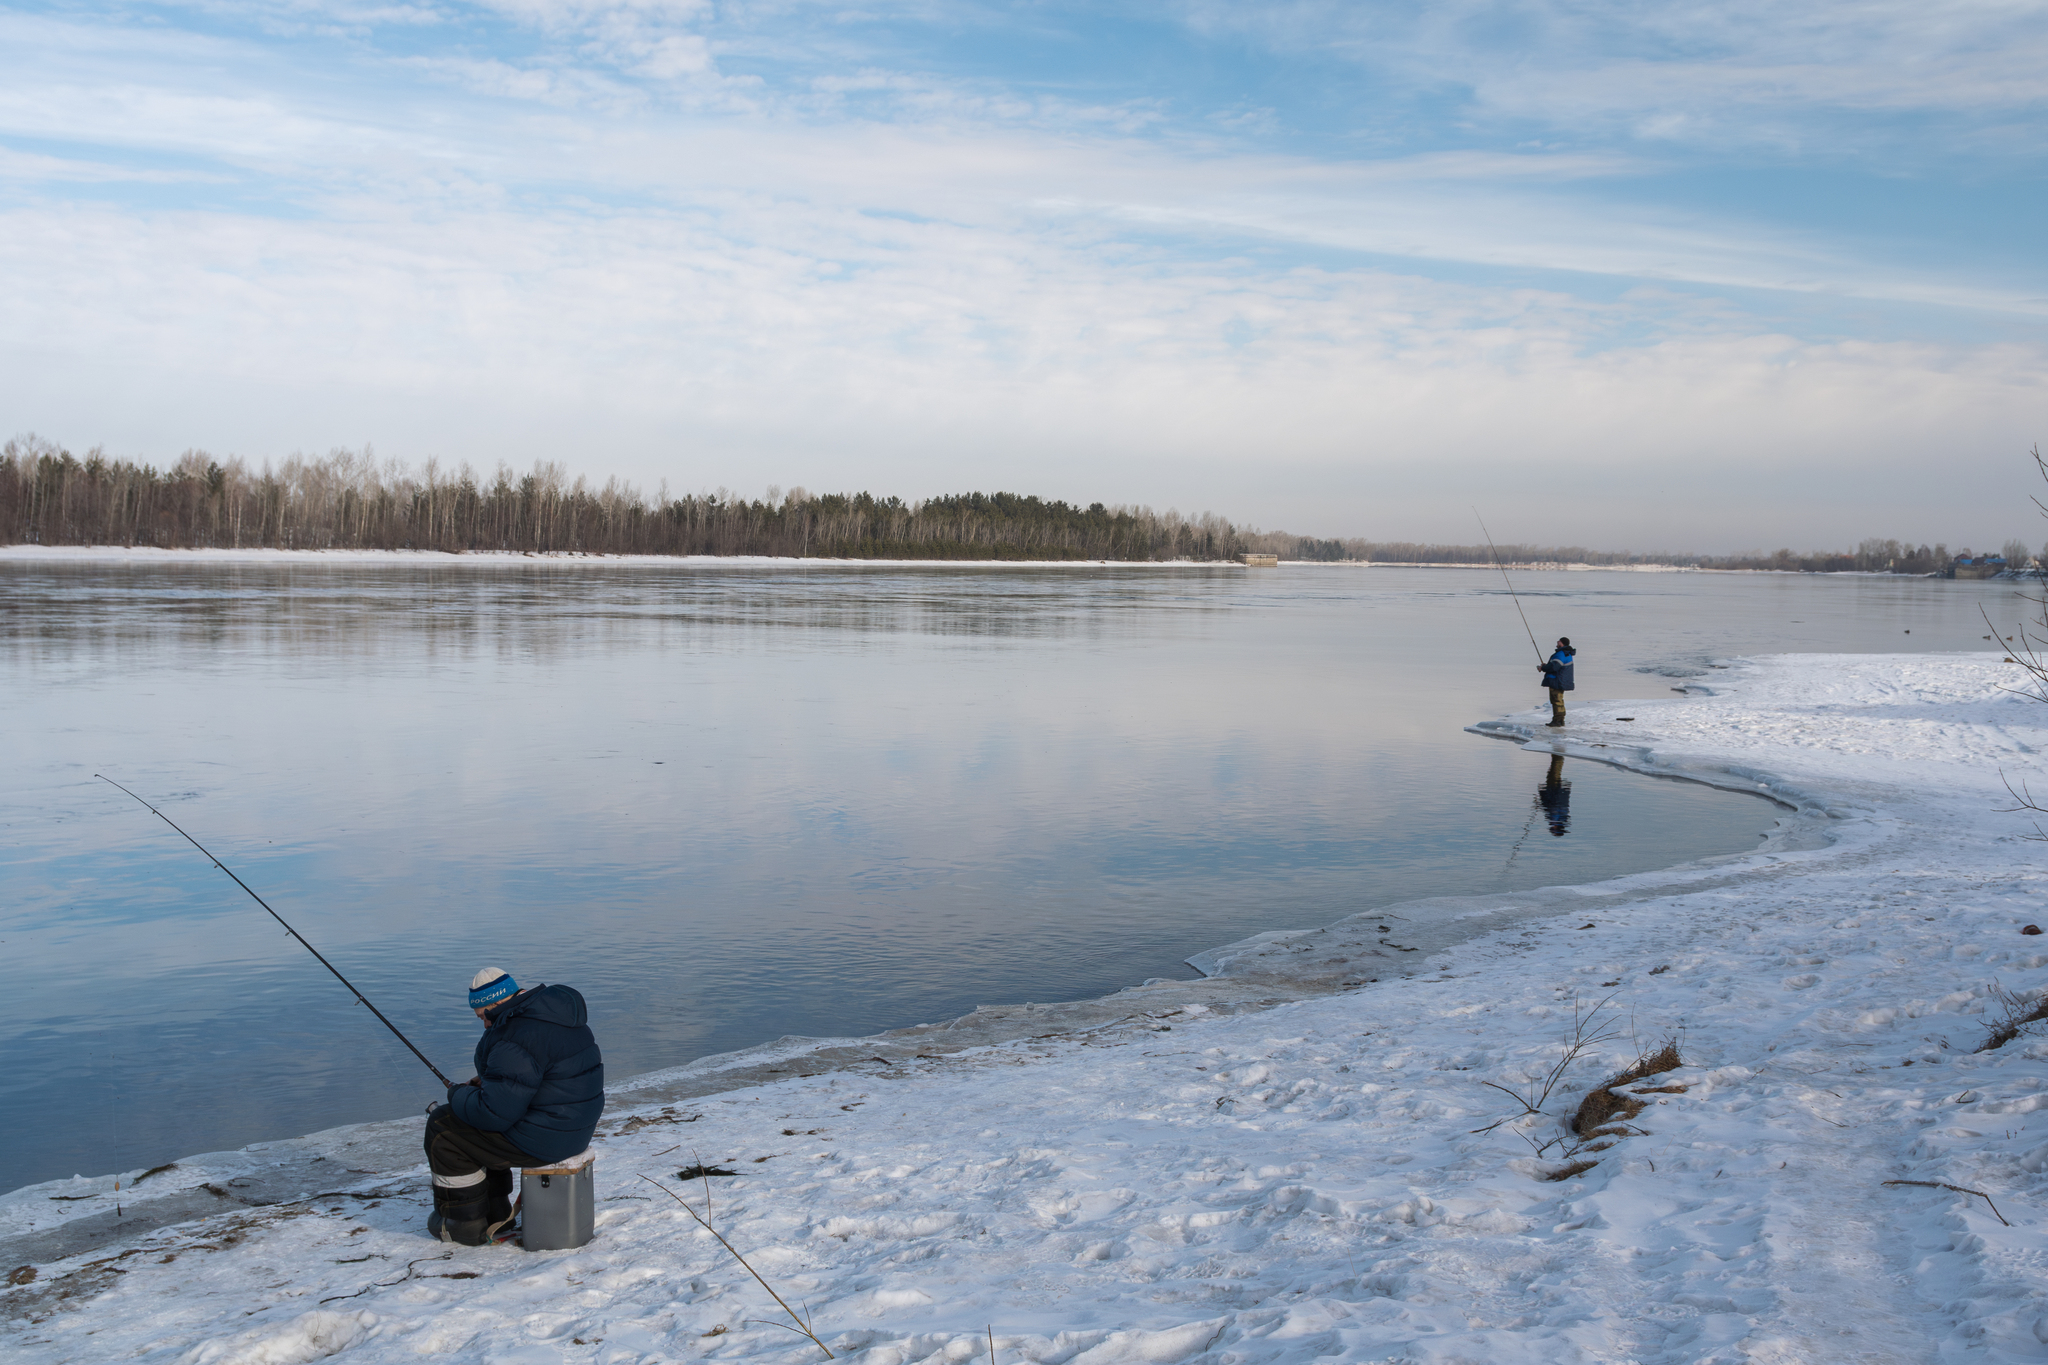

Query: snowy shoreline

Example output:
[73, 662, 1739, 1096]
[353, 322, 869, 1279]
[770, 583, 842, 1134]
[10, 651, 2048, 1361]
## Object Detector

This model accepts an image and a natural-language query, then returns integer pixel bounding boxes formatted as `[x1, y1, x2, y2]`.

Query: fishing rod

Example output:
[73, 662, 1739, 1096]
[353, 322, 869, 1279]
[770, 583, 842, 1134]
[1473, 510, 1545, 664]
[96, 775, 454, 1089]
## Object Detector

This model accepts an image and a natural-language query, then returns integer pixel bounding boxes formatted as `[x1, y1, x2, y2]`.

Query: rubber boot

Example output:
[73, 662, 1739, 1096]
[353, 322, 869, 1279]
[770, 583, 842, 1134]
[429, 1184, 491, 1246]
[485, 1169, 520, 1243]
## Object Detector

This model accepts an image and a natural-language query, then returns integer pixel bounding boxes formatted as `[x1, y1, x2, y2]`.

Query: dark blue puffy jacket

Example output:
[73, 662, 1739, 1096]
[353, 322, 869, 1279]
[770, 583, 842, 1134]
[448, 984, 604, 1163]
[1541, 648, 1575, 691]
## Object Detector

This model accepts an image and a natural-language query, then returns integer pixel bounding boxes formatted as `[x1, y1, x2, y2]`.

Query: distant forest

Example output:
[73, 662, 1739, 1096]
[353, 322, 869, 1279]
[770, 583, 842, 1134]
[0, 439, 1245, 562]
[0, 436, 2024, 572]
[1241, 533, 2008, 575]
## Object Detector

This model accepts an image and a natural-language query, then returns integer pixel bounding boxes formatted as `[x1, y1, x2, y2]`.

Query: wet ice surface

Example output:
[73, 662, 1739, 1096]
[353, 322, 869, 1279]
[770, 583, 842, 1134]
[1, 554, 2016, 1190]
[8, 650, 2048, 1362]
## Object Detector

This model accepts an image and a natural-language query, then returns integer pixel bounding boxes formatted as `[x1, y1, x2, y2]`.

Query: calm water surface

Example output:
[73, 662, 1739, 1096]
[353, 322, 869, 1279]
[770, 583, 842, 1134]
[2, 562, 2021, 1188]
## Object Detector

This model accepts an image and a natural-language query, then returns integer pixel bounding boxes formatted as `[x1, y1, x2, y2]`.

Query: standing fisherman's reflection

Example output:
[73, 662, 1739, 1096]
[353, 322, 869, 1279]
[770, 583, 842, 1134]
[1538, 753, 1572, 836]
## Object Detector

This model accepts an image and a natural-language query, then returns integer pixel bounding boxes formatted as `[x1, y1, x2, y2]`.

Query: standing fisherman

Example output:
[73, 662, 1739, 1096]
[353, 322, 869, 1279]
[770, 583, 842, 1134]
[1539, 637, 1575, 728]
[426, 969, 605, 1245]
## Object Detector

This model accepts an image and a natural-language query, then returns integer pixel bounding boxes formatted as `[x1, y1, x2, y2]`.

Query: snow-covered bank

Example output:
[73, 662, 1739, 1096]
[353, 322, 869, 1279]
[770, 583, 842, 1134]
[1288, 561, 1697, 573]
[11, 652, 2048, 1363]
[0, 545, 1231, 569]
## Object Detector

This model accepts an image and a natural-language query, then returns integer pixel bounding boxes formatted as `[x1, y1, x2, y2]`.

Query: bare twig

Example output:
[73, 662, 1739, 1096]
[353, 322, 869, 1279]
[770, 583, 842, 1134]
[1979, 449, 2048, 839]
[1882, 1180, 2011, 1227]
[1985, 604, 2048, 706]
[1516, 1128, 1591, 1162]
[319, 1252, 452, 1304]
[1469, 994, 1624, 1132]
[639, 1174, 833, 1359]
[1986, 450, 2048, 720]
[747, 1319, 824, 1341]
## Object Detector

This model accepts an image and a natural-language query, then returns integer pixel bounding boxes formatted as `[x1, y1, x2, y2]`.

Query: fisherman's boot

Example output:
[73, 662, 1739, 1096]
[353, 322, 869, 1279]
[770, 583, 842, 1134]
[484, 1168, 520, 1243]
[428, 1179, 491, 1246]
[1546, 690, 1567, 728]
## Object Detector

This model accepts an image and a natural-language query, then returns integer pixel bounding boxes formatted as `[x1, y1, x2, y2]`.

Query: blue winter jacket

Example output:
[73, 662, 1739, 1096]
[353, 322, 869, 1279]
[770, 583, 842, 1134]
[448, 983, 604, 1163]
[1541, 648, 1576, 692]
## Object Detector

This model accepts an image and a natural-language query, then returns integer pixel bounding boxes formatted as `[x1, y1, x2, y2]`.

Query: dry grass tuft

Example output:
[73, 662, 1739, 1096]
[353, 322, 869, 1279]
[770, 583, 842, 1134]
[1573, 1039, 1682, 1137]
[1572, 1090, 1645, 1135]
[1541, 1160, 1599, 1182]
[1613, 1041, 1683, 1085]
[1977, 983, 2048, 1052]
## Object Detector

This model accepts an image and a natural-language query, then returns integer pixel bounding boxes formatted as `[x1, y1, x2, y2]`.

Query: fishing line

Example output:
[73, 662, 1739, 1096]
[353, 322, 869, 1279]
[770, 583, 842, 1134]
[96, 776, 454, 1088]
[1497, 797, 1542, 879]
[110, 1048, 123, 1219]
[1473, 510, 1545, 664]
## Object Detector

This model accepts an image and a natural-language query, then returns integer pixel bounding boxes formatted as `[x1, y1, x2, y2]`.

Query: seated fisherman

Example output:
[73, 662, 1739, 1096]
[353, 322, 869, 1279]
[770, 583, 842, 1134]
[425, 968, 604, 1245]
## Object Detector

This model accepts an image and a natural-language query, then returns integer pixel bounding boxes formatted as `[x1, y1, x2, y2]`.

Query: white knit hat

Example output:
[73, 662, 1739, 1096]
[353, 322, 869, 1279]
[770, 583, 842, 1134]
[469, 967, 519, 1010]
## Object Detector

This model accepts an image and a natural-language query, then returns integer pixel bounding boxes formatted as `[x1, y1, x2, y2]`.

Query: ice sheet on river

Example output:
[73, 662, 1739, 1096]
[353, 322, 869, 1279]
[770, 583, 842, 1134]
[10, 651, 2048, 1362]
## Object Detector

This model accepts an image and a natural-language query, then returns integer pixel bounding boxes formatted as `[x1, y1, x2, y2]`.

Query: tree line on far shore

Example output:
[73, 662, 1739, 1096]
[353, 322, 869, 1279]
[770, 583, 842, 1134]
[1240, 533, 2038, 575]
[3, 434, 2030, 572]
[0, 438, 1245, 562]
[1241, 534, 1684, 567]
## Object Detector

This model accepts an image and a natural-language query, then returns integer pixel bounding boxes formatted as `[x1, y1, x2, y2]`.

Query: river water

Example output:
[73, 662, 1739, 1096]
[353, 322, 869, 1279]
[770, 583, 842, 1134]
[2, 558, 2021, 1189]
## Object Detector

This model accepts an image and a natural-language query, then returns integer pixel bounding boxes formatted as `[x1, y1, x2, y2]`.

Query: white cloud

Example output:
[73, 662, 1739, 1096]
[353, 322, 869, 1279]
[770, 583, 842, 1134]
[477, 0, 710, 27]
[0, 146, 230, 184]
[631, 32, 713, 77]
[3, 7, 2014, 316]
[401, 55, 633, 106]
[2, 193, 2038, 547]
[1181, 0, 2048, 148]
[3, 0, 2042, 549]
[459, 0, 725, 83]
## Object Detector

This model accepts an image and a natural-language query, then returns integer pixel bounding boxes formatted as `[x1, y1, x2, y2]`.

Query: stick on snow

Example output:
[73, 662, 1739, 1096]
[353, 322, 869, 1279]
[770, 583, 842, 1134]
[97, 775, 454, 1089]
[1882, 1179, 2011, 1226]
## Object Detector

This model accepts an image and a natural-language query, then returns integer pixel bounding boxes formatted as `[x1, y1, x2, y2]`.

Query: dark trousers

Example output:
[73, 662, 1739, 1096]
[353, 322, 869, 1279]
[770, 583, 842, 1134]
[426, 1106, 540, 1225]
[1548, 688, 1567, 723]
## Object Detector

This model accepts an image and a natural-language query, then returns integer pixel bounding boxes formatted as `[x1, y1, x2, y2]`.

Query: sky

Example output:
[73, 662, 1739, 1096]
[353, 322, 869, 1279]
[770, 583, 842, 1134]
[3, 0, 2046, 550]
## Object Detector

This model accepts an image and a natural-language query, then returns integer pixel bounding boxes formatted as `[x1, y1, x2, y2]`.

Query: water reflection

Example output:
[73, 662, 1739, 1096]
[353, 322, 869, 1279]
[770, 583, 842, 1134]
[1, 560, 2019, 1189]
[1540, 753, 1573, 836]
